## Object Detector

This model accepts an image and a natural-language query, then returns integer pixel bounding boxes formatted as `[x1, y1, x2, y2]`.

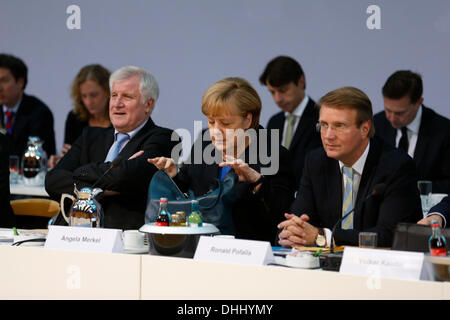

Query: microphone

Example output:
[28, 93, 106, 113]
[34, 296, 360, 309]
[91, 155, 123, 189]
[329, 183, 386, 253]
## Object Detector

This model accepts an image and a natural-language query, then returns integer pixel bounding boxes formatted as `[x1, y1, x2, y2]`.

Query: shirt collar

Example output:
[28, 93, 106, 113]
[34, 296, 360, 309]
[284, 95, 310, 118]
[113, 118, 148, 140]
[339, 141, 370, 176]
[405, 105, 422, 134]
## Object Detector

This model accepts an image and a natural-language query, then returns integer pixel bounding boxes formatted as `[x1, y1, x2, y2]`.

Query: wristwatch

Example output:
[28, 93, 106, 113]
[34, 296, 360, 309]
[315, 228, 326, 247]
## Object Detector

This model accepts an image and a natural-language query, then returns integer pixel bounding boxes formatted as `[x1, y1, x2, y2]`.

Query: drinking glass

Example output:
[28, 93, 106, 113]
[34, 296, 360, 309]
[418, 180, 432, 216]
[359, 232, 377, 248]
[9, 155, 19, 184]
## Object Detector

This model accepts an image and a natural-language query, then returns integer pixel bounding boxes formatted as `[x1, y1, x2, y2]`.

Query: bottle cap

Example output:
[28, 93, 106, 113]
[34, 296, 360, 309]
[431, 219, 440, 228]
[159, 197, 168, 203]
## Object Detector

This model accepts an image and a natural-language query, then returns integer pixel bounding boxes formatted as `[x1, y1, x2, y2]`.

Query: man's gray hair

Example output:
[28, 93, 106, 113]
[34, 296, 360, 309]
[109, 66, 160, 105]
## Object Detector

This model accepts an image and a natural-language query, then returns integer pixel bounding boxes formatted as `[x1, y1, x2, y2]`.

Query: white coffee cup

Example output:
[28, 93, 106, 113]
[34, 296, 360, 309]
[123, 230, 145, 249]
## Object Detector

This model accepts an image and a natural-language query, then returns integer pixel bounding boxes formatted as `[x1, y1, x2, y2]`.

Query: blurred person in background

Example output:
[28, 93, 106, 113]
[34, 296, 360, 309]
[0, 53, 55, 158]
[48, 64, 111, 168]
[260, 56, 321, 188]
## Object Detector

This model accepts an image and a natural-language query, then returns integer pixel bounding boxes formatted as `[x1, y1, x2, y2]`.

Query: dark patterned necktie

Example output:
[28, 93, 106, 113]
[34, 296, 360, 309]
[5, 110, 15, 134]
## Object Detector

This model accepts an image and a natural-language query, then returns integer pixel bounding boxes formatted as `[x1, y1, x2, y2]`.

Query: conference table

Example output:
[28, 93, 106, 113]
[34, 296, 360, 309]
[0, 244, 448, 300]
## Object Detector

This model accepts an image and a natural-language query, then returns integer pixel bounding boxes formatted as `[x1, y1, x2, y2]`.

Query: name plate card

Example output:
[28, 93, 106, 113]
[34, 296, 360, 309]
[339, 247, 424, 281]
[45, 225, 123, 254]
[193, 236, 275, 266]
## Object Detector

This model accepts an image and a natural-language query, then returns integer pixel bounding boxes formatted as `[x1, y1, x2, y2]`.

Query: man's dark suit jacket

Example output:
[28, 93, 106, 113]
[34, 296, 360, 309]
[175, 126, 296, 244]
[290, 137, 422, 247]
[374, 105, 450, 193]
[45, 118, 178, 230]
[0, 133, 16, 227]
[430, 195, 450, 223]
[267, 98, 322, 188]
[0, 94, 56, 158]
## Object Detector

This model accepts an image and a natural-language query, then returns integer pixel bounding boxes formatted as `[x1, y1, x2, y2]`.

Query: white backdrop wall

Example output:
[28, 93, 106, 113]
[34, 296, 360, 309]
[1, 0, 449, 154]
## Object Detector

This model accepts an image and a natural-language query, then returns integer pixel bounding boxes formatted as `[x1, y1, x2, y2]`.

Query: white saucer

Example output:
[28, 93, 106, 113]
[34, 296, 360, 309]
[123, 245, 149, 254]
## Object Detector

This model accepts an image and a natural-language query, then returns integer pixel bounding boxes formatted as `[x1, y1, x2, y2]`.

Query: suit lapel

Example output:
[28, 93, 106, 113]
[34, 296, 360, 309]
[103, 127, 115, 157]
[413, 105, 431, 165]
[378, 113, 396, 147]
[270, 112, 285, 145]
[10, 96, 29, 140]
[289, 99, 311, 149]
[353, 140, 381, 228]
[0, 108, 4, 127]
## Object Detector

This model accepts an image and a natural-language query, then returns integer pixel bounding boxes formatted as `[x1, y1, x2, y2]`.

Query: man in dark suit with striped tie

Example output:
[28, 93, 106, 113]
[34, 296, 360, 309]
[278, 87, 422, 248]
[259, 56, 321, 188]
[374, 70, 450, 193]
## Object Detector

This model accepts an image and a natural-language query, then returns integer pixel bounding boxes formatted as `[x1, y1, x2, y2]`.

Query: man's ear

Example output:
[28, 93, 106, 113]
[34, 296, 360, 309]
[244, 112, 253, 129]
[361, 120, 371, 137]
[416, 97, 424, 108]
[17, 77, 25, 91]
[145, 98, 155, 114]
[297, 75, 305, 90]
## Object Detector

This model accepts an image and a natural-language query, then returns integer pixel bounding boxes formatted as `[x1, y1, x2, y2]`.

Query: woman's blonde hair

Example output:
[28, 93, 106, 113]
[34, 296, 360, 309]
[71, 64, 111, 121]
[201, 77, 261, 129]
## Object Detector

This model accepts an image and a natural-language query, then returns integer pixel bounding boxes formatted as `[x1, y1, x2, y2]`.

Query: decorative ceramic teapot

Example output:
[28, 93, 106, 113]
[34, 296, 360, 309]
[60, 184, 104, 228]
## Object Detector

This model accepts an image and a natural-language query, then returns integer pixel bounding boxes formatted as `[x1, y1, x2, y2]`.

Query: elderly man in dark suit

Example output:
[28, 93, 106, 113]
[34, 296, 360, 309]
[259, 56, 321, 188]
[278, 87, 422, 248]
[374, 70, 450, 193]
[45, 66, 178, 230]
[0, 53, 55, 157]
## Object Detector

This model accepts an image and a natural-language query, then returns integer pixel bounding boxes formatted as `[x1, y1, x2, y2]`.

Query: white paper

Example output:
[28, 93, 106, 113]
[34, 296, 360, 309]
[193, 236, 275, 266]
[45, 225, 124, 253]
[339, 247, 424, 281]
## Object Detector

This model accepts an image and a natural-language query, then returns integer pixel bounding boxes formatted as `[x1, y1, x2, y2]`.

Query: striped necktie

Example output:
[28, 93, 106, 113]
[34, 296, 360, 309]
[5, 110, 15, 134]
[341, 166, 354, 229]
[284, 114, 295, 149]
[104, 133, 130, 163]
